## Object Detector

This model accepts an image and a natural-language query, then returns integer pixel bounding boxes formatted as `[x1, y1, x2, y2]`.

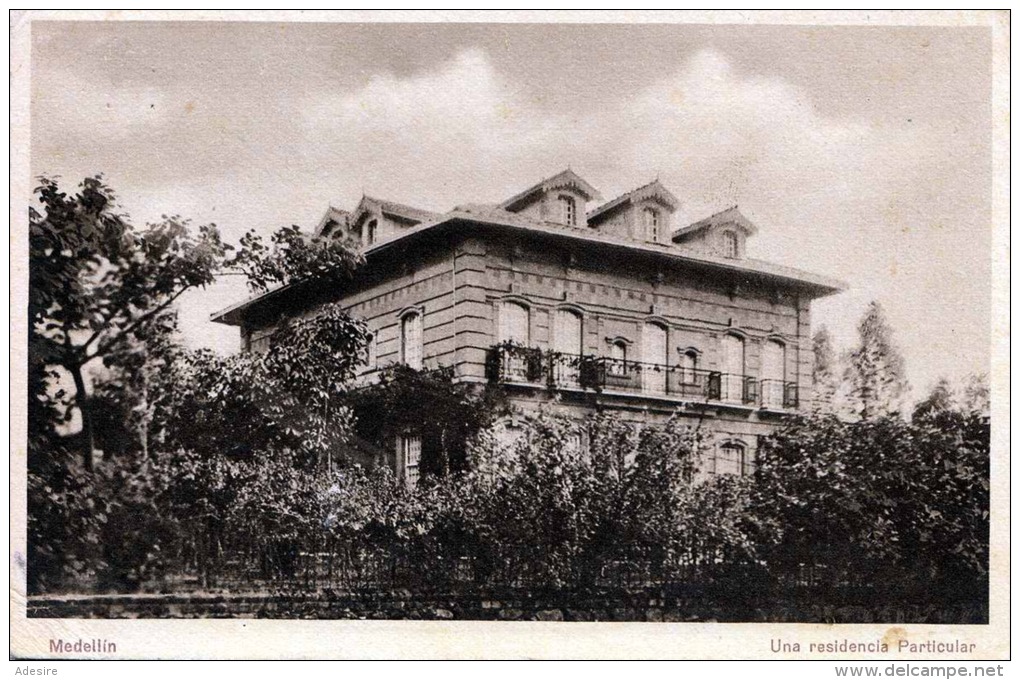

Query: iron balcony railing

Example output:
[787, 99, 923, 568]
[485, 344, 798, 409]
[760, 378, 799, 409]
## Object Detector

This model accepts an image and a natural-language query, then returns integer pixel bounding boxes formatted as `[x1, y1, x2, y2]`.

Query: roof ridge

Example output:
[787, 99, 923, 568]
[587, 178, 678, 221]
[358, 195, 439, 217]
[498, 168, 601, 209]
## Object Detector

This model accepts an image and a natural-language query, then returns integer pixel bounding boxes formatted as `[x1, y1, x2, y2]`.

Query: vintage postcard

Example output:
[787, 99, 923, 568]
[9, 10, 1010, 662]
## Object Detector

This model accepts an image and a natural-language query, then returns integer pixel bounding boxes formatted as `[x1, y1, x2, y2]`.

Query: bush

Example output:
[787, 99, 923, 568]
[752, 411, 989, 597]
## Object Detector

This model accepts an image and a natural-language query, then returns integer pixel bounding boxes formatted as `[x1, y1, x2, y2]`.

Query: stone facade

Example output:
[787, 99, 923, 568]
[212, 169, 844, 481]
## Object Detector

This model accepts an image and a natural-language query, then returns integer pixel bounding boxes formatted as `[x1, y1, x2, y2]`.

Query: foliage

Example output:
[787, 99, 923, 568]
[28, 176, 366, 471]
[232, 224, 363, 294]
[913, 377, 955, 422]
[811, 326, 839, 413]
[148, 304, 369, 468]
[347, 364, 506, 476]
[843, 301, 909, 420]
[960, 373, 991, 415]
[753, 408, 989, 595]
[29, 175, 231, 469]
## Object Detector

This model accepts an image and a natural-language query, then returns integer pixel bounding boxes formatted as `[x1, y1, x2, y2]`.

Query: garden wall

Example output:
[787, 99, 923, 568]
[27, 587, 987, 624]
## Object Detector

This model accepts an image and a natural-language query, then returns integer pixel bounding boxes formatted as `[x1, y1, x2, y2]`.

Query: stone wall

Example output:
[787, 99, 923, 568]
[27, 587, 986, 624]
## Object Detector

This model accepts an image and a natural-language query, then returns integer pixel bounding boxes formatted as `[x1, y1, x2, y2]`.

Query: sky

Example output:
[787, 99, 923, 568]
[29, 20, 994, 397]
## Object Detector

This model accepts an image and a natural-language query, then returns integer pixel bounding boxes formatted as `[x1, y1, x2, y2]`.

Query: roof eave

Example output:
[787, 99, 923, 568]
[211, 210, 845, 325]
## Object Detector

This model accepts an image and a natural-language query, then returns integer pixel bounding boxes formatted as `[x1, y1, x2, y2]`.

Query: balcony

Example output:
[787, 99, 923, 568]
[760, 378, 799, 410]
[485, 344, 798, 410]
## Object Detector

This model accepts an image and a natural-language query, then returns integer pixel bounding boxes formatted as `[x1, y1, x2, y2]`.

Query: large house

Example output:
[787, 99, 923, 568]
[211, 170, 844, 484]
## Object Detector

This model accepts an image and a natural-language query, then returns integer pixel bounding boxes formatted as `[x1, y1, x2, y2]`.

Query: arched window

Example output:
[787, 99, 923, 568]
[552, 309, 583, 387]
[680, 349, 699, 384]
[714, 442, 746, 476]
[498, 300, 530, 345]
[608, 339, 628, 377]
[498, 300, 530, 381]
[642, 322, 668, 394]
[362, 332, 377, 373]
[721, 333, 745, 401]
[553, 309, 583, 356]
[644, 207, 660, 242]
[366, 219, 378, 246]
[558, 195, 577, 226]
[401, 312, 423, 370]
[762, 339, 787, 408]
[723, 230, 740, 258]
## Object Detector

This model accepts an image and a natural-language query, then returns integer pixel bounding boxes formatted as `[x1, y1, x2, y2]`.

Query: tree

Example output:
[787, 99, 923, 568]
[29, 176, 230, 471]
[960, 373, 991, 416]
[913, 377, 955, 422]
[147, 304, 369, 470]
[811, 326, 839, 413]
[347, 365, 506, 477]
[754, 411, 989, 597]
[28, 175, 366, 472]
[843, 301, 909, 420]
[231, 224, 362, 294]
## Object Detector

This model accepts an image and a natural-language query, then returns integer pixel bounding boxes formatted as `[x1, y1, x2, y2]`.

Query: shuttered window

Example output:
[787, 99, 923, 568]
[401, 312, 423, 370]
[402, 435, 422, 489]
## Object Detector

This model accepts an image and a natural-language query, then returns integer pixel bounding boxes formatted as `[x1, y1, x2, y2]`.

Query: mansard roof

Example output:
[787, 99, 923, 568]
[498, 169, 602, 211]
[672, 205, 759, 242]
[424, 207, 842, 293]
[587, 179, 680, 224]
[351, 195, 440, 226]
[211, 184, 843, 327]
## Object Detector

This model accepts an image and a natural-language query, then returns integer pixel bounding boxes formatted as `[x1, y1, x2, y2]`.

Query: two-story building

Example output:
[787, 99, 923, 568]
[211, 170, 844, 484]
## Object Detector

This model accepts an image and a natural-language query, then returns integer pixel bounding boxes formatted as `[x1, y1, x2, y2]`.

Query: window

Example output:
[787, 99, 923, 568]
[498, 300, 530, 381]
[553, 309, 583, 387]
[721, 333, 745, 401]
[558, 195, 577, 226]
[714, 442, 746, 476]
[401, 312, 423, 370]
[249, 327, 273, 354]
[610, 340, 627, 362]
[498, 300, 530, 345]
[553, 309, 583, 355]
[644, 207, 660, 242]
[762, 339, 787, 408]
[680, 349, 699, 383]
[401, 435, 422, 489]
[723, 230, 739, 258]
[608, 339, 628, 376]
[366, 219, 378, 246]
[363, 332, 377, 372]
[642, 322, 668, 394]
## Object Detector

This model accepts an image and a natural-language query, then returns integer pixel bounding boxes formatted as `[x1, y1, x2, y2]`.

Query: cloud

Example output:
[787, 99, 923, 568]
[295, 47, 989, 392]
[32, 43, 990, 394]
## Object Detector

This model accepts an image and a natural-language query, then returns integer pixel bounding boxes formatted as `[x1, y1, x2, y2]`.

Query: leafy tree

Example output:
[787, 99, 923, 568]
[754, 412, 989, 596]
[29, 176, 230, 470]
[148, 304, 369, 470]
[843, 301, 909, 419]
[811, 326, 840, 413]
[960, 373, 991, 416]
[347, 365, 506, 477]
[232, 224, 362, 294]
[28, 176, 366, 471]
[913, 377, 955, 421]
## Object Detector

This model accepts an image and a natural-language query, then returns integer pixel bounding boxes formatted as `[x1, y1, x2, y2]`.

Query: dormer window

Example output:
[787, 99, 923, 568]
[723, 230, 739, 258]
[559, 195, 577, 227]
[643, 207, 660, 242]
[366, 219, 378, 246]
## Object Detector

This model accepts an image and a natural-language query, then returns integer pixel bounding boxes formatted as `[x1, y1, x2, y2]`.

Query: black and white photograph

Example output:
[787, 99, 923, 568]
[10, 10, 1008, 662]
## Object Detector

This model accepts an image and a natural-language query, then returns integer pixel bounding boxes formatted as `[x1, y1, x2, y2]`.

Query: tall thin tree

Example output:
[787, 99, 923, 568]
[843, 301, 909, 420]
